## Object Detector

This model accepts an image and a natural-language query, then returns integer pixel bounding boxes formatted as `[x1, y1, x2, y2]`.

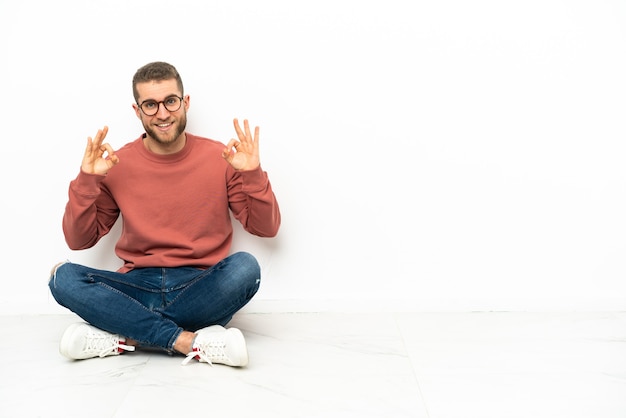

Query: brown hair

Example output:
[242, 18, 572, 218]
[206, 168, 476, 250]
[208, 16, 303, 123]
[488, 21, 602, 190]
[132, 61, 184, 102]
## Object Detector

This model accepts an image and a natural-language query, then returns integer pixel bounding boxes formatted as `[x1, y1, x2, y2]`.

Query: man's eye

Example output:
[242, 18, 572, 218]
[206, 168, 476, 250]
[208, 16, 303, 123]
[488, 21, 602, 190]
[144, 101, 157, 109]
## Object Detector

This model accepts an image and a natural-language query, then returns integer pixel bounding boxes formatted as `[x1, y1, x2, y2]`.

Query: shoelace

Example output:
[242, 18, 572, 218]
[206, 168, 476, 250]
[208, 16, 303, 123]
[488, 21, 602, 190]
[181, 340, 228, 366]
[83, 330, 136, 357]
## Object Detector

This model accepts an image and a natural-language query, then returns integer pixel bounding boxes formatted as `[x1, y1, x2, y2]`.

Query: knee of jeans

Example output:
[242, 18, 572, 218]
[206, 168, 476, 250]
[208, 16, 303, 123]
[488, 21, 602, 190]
[48, 260, 72, 290]
[232, 252, 260, 279]
[49, 261, 66, 284]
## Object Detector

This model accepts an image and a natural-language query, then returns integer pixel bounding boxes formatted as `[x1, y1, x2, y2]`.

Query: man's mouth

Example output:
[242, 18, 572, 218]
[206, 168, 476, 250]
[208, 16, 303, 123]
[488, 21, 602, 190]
[156, 122, 173, 130]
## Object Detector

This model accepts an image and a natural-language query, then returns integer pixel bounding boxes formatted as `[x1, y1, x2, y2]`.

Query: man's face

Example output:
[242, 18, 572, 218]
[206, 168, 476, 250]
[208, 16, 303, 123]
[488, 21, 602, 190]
[133, 79, 189, 146]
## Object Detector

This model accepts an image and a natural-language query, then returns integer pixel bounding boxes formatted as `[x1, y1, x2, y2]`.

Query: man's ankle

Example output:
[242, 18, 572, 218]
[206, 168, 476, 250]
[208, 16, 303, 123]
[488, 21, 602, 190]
[173, 331, 196, 354]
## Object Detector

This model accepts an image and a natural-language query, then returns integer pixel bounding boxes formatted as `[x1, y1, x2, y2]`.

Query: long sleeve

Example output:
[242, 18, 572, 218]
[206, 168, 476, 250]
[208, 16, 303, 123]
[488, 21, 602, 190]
[62, 170, 120, 250]
[227, 166, 281, 238]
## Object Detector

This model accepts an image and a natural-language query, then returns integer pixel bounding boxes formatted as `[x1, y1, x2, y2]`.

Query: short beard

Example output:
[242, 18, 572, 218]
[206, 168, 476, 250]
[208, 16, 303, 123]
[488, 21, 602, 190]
[143, 112, 187, 146]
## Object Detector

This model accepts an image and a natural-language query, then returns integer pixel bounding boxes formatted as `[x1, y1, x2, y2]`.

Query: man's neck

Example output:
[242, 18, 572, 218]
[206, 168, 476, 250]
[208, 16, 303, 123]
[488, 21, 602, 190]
[143, 133, 187, 155]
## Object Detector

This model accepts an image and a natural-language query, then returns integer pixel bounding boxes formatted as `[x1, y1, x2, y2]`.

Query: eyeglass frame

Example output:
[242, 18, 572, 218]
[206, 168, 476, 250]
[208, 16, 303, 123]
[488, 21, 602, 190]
[136, 95, 184, 116]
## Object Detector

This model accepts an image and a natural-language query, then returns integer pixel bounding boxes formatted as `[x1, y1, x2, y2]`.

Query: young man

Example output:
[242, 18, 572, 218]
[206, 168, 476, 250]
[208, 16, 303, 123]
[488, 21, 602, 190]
[49, 61, 281, 367]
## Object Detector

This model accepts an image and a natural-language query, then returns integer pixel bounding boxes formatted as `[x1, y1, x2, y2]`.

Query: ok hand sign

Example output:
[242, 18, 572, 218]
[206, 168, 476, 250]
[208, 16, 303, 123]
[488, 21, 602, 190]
[81, 126, 120, 175]
[222, 118, 261, 171]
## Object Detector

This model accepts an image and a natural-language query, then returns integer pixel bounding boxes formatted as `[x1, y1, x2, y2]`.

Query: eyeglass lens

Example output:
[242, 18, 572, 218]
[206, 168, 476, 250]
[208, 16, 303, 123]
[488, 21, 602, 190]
[140, 96, 182, 116]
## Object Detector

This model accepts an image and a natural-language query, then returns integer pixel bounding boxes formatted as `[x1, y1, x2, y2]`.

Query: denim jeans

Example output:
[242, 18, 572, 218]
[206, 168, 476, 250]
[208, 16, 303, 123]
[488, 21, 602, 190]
[48, 252, 260, 352]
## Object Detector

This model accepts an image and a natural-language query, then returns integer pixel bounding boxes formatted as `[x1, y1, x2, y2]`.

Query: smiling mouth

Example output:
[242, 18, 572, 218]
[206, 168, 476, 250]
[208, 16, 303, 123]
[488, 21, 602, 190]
[156, 122, 172, 129]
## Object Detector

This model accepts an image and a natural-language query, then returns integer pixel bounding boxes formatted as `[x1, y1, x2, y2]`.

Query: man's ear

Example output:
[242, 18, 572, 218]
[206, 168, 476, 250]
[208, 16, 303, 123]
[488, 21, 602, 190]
[132, 104, 141, 119]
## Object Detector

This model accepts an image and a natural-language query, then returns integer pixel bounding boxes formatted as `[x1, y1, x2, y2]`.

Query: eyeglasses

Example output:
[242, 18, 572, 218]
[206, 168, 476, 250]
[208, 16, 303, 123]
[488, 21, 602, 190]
[137, 95, 183, 116]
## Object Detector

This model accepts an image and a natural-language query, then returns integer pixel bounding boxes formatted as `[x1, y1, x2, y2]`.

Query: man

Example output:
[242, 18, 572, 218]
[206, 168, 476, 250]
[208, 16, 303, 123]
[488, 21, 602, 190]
[49, 61, 281, 367]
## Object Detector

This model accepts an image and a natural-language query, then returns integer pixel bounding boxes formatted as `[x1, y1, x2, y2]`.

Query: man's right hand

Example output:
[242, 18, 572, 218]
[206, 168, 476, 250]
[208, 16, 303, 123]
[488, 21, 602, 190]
[81, 126, 119, 175]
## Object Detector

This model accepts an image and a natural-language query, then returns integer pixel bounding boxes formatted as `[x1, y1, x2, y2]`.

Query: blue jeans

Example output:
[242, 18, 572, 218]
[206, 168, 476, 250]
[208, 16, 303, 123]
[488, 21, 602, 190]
[48, 252, 260, 352]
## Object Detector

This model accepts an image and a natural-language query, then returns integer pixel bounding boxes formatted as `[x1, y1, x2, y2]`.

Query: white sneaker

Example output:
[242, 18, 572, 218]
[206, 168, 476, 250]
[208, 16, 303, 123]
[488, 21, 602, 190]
[182, 325, 249, 367]
[60, 323, 135, 360]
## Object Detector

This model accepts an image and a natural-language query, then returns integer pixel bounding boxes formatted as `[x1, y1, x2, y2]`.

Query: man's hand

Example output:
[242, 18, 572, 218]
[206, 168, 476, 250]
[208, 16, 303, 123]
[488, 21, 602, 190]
[81, 126, 120, 175]
[222, 118, 260, 171]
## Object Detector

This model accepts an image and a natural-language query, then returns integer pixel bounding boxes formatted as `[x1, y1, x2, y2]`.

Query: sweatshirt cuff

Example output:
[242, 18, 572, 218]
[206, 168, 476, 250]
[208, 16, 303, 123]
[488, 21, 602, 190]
[71, 170, 106, 196]
[239, 166, 268, 192]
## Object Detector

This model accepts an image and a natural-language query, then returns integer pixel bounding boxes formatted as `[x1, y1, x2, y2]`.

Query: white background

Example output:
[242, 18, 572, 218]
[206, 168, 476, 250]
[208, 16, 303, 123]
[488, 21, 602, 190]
[1, 0, 625, 314]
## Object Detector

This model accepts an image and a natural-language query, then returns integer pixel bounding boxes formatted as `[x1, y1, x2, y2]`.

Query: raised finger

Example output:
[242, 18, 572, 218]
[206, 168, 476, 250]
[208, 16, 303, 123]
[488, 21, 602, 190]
[85, 131, 101, 156]
[243, 119, 252, 142]
[233, 118, 245, 141]
[84, 136, 95, 158]
[93, 126, 109, 147]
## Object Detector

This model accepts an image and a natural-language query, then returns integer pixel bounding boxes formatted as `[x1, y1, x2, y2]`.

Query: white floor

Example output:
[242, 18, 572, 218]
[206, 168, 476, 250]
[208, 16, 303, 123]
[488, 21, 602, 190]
[1, 312, 625, 418]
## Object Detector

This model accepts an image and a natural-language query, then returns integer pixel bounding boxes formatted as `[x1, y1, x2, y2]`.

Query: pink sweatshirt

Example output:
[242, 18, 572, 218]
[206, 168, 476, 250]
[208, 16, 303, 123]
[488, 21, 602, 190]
[63, 133, 281, 272]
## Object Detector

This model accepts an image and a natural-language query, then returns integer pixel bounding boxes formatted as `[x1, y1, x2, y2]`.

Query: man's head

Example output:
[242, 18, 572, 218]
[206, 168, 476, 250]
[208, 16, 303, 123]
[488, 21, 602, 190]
[132, 62, 189, 152]
[132, 61, 184, 102]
